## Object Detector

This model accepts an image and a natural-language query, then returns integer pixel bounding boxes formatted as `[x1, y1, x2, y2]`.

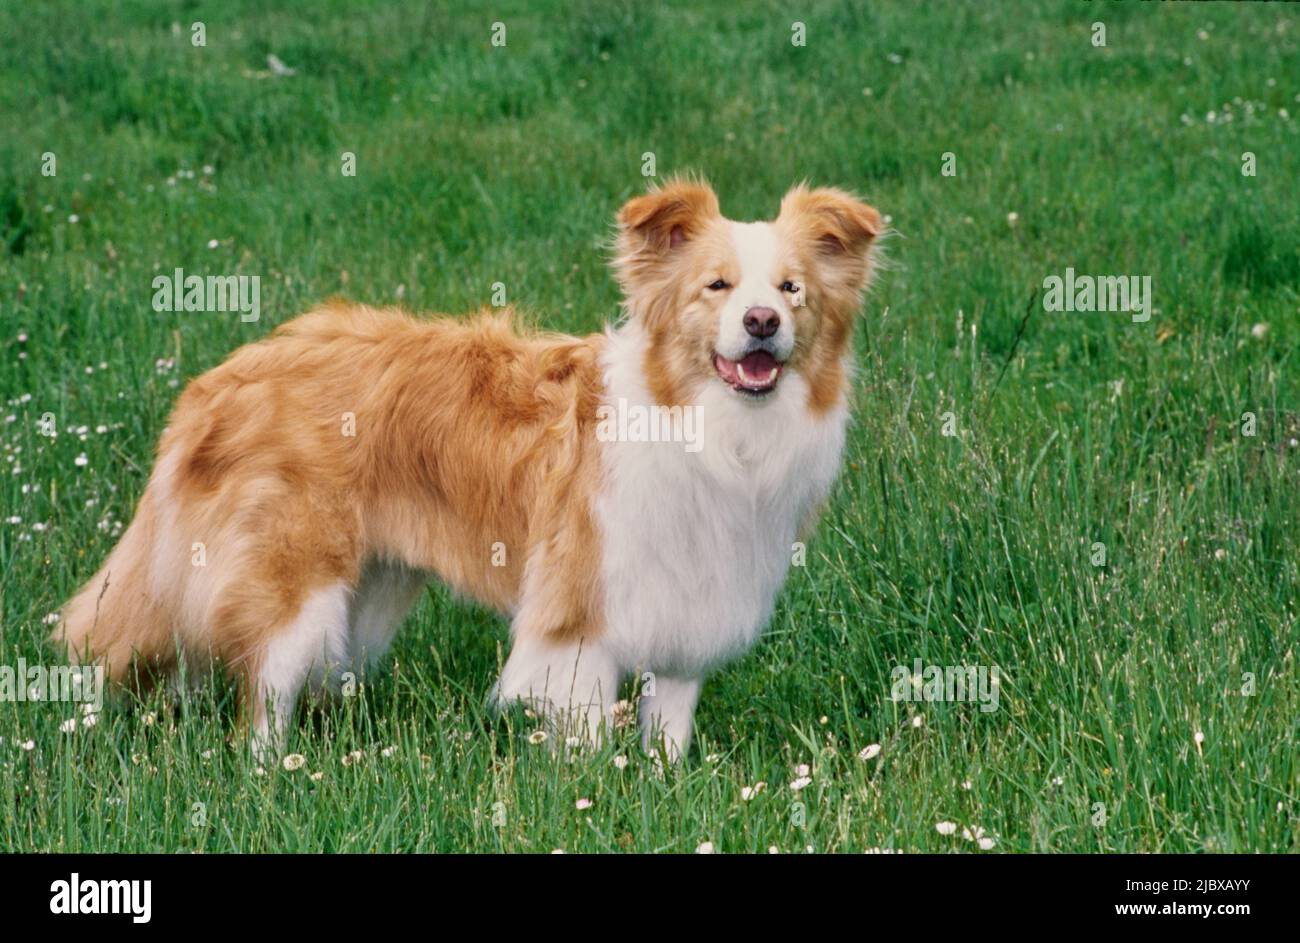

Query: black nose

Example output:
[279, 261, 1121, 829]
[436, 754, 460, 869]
[743, 307, 780, 339]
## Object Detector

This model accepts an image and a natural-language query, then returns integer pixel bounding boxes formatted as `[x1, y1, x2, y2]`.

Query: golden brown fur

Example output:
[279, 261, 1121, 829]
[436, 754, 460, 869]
[56, 303, 606, 727]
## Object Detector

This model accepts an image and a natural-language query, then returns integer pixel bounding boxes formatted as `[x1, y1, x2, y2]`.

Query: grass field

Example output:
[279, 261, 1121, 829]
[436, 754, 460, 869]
[1, 0, 1298, 853]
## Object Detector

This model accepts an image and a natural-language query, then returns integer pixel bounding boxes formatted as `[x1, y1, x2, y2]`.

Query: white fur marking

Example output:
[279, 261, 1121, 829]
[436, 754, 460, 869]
[715, 222, 796, 362]
[253, 582, 349, 756]
[592, 321, 849, 747]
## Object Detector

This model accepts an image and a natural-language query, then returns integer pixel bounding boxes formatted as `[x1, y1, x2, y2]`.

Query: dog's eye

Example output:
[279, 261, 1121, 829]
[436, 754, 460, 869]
[706, 279, 729, 291]
[781, 281, 799, 294]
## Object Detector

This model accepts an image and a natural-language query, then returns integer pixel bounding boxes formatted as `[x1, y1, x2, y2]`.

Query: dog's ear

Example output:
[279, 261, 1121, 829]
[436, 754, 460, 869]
[777, 184, 882, 296]
[614, 179, 720, 292]
[618, 178, 719, 251]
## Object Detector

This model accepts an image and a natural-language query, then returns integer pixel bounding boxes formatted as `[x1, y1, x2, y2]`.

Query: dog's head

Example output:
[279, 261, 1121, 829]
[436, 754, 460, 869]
[614, 177, 882, 412]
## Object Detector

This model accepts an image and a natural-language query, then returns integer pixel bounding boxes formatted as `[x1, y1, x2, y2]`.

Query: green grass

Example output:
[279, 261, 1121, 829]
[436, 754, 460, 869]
[2, 0, 1298, 853]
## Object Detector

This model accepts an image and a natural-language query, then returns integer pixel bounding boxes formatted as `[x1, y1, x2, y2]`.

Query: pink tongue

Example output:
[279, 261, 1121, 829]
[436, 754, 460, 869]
[739, 350, 778, 382]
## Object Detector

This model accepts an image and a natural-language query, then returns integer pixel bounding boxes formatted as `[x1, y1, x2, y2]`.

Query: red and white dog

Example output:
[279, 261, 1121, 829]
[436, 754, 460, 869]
[56, 179, 883, 758]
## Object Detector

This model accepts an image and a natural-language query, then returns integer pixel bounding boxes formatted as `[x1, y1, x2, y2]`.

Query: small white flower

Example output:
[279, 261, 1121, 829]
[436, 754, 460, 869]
[342, 749, 364, 767]
[207, 239, 219, 249]
[142, 712, 156, 727]
[42, 611, 60, 624]
[1214, 548, 1227, 561]
[310, 771, 324, 782]
[381, 744, 398, 757]
[550, 848, 565, 854]
[789, 776, 812, 792]
[911, 714, 925, 728]
[19, 739, 35, 751]
[795, 763, 810, 777]
[282, 753, 306, 771]
[611, 699, 636, 729]
[1251, 322, 1270, 339]
[528, 730, 548, 745]
[74, 453, 88, 467]
[1051, 776, 1064, 787]
[81, 713, 98, 728]
[611, 754, 628, 770]
[695, 841, 715, 854]
[977, 836, 997, 850]
[859, 743, 881, 760]
[961, 780, 973, 790]
[1006, 211, 1019, 225]
[741, 782, 766, 801]
[60, 718, 78, 733]
[68, 214, 79, 224]
[575, 797, 593, 811]
[935, 821, 957, 835]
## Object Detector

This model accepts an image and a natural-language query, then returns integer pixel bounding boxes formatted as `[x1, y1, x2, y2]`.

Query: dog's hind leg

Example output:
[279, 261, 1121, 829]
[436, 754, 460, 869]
[219, 580, 350, 760]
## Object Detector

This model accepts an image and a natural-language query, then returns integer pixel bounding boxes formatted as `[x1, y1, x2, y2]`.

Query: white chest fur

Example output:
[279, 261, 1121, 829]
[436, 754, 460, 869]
[593, 326, 848, 678]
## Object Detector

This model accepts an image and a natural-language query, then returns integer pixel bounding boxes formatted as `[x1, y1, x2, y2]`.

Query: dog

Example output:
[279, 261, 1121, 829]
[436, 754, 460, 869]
[55, 178, 883, 759]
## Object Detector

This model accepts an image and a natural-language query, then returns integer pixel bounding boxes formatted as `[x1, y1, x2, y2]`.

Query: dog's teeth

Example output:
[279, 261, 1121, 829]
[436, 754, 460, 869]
[737, 363, 752, 385]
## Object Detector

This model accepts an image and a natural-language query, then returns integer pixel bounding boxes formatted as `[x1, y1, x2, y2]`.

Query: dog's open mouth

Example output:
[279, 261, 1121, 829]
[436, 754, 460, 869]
[714, 350, 783, 395]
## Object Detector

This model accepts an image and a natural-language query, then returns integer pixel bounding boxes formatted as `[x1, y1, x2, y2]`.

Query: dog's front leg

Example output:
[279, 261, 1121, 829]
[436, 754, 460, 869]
[639, 674, 702, 762]
[493, 633, 620, 747]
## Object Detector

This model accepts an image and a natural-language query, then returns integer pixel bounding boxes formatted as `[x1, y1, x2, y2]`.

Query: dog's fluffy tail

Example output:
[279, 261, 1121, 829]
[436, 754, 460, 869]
[53, 487, 174, 685]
